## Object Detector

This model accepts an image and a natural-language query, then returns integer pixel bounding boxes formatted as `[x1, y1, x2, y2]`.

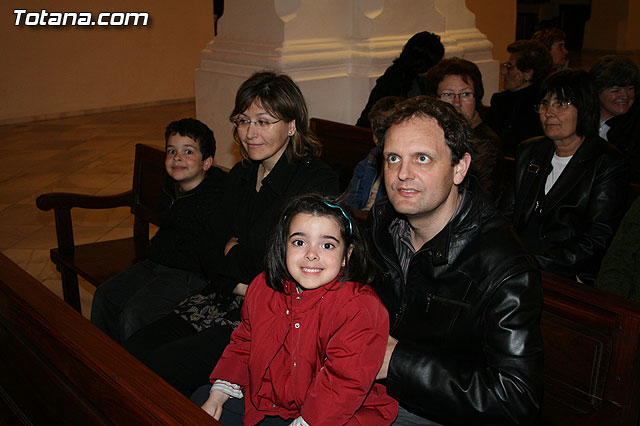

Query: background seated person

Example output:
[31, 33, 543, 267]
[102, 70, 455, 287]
[424, 57, 504, 202]
[532, 28, 569, 72]
[501, 69, 628, 284]
[595, 197, 640, 302]
[91, 118, 227, 343]
[123, 71, 339, 397]
[590, 55, 640, 183]
[486, 39, 553, 156]
[344, 96, 403, 210]
[370, 96, 543, 425]
[355, 31, 444, 129]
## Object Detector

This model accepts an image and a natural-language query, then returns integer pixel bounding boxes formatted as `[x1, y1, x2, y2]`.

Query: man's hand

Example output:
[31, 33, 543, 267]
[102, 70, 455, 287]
[377, 335, 398, 380]
[233, 283, 249, 296]
[224, 237, 239, 256]
[201, 389, 230, 420]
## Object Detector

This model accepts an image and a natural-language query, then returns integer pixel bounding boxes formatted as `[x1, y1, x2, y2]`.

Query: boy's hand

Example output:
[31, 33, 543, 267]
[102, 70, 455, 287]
[224, 237, 239, 256]
[201, 390, 230, 420]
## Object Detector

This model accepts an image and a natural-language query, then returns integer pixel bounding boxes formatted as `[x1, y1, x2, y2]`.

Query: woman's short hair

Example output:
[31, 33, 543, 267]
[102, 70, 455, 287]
[229, 71, 321, 161]
[507, 39, 553, 84]
[589, 55, 640, 97]
[539, 69, 600, 138]
[378, 95, 473, 166]
[532, 28, 566, 50]
[265, 193, 375, 292]
[423, 57, 485, 106]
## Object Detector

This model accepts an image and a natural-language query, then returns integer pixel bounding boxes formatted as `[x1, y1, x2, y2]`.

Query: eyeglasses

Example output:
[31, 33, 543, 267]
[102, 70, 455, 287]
[501, 62, 515, 70]
[535, 100, 573, 114]
[438, 91, 475, 102]
[231, 117, 281, 130]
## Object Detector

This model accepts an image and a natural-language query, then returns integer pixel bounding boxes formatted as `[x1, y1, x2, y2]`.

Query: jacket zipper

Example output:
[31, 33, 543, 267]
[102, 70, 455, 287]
[425, 293, 471, 312]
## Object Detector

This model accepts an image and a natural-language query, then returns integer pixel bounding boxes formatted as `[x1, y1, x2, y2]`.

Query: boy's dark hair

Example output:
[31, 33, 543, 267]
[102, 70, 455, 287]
[423, 57, 485, 105]
[164, 118, 216, 161]
[589, 55, 640, 97]
[229, 70, 322, 162]
[538, 69, 600, 138]
[368, 96, 405, 142]
[265, 193, 375, 292]
[507, 39, 553, 85]
[378, 95, 473, 166]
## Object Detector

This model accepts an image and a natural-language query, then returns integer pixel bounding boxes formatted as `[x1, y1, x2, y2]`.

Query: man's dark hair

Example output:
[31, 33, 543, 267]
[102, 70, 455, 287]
[265, 193, 375, 292]
[589, 55, 640, 97]
[164, 118, 216, 161]
[538, 69, 600, 138]
[379, 95, 473, 166]
[507, 39, 553, 85]
[423, 57, 485, 105]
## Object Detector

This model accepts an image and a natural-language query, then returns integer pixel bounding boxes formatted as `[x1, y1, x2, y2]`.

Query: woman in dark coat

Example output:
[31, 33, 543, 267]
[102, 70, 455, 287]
[501, 69, 628, 284]
[355, 31, 444, 129]
[123, 71, 339, 396]
[485, 39, 553, 156]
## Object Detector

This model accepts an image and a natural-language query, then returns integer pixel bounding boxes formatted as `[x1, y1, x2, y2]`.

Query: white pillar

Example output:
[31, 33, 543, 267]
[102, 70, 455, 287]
[196, 0, 498, 168]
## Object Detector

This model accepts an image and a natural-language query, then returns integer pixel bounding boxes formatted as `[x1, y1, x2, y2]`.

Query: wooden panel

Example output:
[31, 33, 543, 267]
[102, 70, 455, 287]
[0, 253, 220, 426]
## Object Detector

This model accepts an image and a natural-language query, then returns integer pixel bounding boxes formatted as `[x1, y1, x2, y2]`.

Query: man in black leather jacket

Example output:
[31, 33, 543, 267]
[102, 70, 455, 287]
[369, 96, 543, 425]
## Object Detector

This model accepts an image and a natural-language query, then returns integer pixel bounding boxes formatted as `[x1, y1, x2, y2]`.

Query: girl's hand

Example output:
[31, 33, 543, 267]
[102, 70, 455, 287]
[224, 237, 239, 256]
[201, 390, 230, 420]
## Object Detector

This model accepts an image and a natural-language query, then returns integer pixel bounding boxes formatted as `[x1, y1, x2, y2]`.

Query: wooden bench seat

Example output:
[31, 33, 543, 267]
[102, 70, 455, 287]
[0, 253, 220, 426]
[36, 143, 167, 313]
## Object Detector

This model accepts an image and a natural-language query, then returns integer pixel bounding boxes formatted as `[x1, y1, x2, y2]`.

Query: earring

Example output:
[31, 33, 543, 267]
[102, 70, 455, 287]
[341, 259, 346, 267]
[288, 131, 293, 136]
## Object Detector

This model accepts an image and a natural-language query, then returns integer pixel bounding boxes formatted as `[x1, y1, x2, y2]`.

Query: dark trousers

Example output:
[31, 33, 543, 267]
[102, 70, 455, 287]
[191, 385, 292, 426]
[123, 312, 233, 397]
[91, 259, 208, 342]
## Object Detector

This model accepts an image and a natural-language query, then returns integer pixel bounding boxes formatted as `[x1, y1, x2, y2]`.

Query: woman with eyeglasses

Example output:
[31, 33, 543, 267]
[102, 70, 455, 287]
[590, 55, 640, 183]
[501, 69, 628, 284]
[485, 39, 553, 156]
[123, 71, 339, 397]
[424, 57, 504, 202]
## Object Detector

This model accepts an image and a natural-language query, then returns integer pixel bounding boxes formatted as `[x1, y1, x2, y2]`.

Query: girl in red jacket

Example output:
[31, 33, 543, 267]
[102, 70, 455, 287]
[197, 193, 398, 426]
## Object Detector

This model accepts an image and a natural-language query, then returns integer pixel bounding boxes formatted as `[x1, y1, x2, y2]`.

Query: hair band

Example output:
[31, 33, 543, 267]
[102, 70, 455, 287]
[322, 201, 353, 236]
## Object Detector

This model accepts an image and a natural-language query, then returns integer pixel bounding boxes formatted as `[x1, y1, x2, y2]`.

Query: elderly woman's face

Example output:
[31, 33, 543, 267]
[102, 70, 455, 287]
[538, 93, 579, 144]
[599, 85, 635, 120]
[501, 54, 532, 91]
[436, 74, 476, 122]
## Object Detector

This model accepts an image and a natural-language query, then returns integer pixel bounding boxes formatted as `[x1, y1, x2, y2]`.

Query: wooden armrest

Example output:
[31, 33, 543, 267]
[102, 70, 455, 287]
[36, 190, 134, 211]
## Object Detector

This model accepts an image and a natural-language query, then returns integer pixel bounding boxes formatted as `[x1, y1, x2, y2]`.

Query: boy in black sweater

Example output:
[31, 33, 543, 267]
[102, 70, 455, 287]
[91, 118, 226, 343]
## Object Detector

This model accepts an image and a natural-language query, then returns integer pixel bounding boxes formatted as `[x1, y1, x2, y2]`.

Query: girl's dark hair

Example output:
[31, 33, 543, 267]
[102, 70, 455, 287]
[538, 69, 600, 138]
[229, 71, 321, 162]
[265, 193, 375, 292]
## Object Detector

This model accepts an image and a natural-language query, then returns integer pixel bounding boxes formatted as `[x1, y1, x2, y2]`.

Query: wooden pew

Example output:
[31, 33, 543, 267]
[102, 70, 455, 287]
[36, 143, 167, 313]
[310, 117, 373, 191]
[0, 253, 220, 426]
[539, 271, 640, 425]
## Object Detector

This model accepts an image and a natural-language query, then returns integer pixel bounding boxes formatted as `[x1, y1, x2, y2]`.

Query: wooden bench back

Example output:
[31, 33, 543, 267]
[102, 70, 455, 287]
[0, 253, 220, 426]
[310, 117, 373, 191]
[131, 143, 167, 240]
[540, 272, 640, 425]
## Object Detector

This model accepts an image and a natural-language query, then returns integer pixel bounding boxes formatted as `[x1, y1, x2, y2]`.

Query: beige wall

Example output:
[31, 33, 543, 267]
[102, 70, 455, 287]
[466, 0, 516, 64]
[584, 0, 640, 51]
[1, 1, 213, 123]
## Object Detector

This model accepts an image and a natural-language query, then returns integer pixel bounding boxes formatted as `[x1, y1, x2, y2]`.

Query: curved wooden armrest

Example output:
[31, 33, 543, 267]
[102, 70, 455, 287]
[36, 190, 134, 212]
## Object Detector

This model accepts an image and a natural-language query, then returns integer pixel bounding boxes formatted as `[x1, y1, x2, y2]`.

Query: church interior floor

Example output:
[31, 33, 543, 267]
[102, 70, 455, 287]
[0, 102, 195, 318]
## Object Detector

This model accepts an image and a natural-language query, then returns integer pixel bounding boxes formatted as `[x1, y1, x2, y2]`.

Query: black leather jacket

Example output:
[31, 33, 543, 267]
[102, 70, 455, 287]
[501, 135, 628, 284]
[369, 180, 543, 425]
